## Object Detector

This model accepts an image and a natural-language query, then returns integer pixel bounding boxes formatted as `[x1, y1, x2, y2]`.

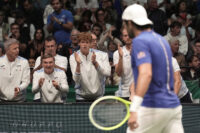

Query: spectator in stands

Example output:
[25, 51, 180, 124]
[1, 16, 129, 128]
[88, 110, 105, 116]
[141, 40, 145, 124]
[146, 0, 168, 36]
[74, 0, 99, 20]
[182, 55, 200, 80]
[90, 33, 98, 49]
[32, 54, 69, 103]
[94, 8, 112, 33]
[26, 28, 45, 59]
[33, 36, 68, 102]
[0, 38, 30, 102]
[15, 11, 35, 42]
[70, 32, 111, 102]
[165, 21, 188, 55]
[168, 37, 187, 72]
[91, 23, 103, 42]
[8, 22, 28, 58]
[22, 0, 44, 29]
[43, 3, 54, 37]
[100, 0, 118, 26]
[77, 10, 93, 32]
[0, 10, 9, 42]
[98, 26, 122, 52]
[113, 27, 134, 100]
[170, 0, 195, 41]
[47, 0, 74, 46]
[58, 29, 80, 57]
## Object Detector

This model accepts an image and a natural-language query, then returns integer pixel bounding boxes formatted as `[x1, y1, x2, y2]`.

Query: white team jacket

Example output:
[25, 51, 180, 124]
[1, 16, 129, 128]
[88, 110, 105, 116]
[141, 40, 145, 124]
[34, 54, 68, 100]
[70, 49, 111, 100]
[32, 68, 69, 103]
[0, 55, 30, 101]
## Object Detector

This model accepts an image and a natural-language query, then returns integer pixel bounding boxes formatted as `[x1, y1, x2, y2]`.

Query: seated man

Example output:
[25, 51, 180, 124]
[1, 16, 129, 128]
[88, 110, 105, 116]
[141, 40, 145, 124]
[32, 54, 69, 103]
[0, 38, 30, 102]
[70, 32, 111, 102]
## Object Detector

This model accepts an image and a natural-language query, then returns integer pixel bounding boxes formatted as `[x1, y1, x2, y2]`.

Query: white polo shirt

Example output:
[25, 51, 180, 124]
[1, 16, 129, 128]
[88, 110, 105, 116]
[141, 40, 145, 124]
[113, 46, 134, 97]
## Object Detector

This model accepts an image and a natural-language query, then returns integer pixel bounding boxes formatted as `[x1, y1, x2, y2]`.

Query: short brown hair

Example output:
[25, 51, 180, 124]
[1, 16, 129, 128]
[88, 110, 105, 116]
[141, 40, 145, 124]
[41, 54, 55, 61]
[77, 32, 92, 43]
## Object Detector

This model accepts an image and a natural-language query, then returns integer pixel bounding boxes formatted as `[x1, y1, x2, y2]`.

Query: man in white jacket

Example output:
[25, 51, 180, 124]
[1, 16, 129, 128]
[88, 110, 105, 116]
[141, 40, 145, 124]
[0, 38, 30, 102]
[33, 36, 68, 101]
[70, 32, 111, 102]
[32, 54, 69, 103]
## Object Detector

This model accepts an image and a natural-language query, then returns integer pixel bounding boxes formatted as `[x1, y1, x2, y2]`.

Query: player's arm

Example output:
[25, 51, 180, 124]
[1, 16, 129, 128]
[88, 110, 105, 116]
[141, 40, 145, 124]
[128, 63, 152, 130]
[134, 63, 152, 97]
[129, 82, 135, 101]
[174, 71, 181, 95]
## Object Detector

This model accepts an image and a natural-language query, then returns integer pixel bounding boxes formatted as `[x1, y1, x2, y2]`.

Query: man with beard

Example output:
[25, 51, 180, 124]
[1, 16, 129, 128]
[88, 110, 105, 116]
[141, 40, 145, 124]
[70, 32, 111, 102]
[122, 4, 183, 133]
[33, 36, 67, 102]
[0, 38, 30, 102]
[47, 0, 73, 46]
[113, 27, 134, 100]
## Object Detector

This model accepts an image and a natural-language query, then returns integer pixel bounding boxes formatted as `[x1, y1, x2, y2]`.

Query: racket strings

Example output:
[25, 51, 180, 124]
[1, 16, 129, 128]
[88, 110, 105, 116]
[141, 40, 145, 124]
[92, 99, 127, 127]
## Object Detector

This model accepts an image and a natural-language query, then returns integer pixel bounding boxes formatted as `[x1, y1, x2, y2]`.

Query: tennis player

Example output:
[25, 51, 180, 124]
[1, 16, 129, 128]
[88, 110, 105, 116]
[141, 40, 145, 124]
[122, 4, 184, 133]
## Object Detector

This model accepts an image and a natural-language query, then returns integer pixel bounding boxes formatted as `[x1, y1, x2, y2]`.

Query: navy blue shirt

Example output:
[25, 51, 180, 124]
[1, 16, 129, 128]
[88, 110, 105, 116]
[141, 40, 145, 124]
[131, 31, 180, 108]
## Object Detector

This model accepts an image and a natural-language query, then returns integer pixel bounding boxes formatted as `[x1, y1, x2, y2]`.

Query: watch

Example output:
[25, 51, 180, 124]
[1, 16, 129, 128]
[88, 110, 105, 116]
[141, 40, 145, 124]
[59, 22, 63, 25]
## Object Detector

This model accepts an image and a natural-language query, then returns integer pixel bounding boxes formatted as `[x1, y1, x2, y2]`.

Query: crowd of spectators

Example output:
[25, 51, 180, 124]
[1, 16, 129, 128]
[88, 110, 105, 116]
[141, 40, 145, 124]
[0, 0, 200, 103]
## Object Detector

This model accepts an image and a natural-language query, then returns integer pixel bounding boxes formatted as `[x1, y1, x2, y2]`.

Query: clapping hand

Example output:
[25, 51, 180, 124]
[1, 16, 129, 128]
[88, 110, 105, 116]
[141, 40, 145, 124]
[39, 78, 45, 88]
[74, 52, 82, 65]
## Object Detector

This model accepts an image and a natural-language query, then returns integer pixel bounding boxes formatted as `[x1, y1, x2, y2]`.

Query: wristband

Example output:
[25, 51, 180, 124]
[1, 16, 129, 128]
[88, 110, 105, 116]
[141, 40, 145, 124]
[130, 96, 143, 112]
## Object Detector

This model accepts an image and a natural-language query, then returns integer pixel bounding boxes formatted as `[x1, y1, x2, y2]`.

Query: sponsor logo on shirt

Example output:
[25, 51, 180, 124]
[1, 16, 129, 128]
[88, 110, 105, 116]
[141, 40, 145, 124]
[137, 51, 146, 59]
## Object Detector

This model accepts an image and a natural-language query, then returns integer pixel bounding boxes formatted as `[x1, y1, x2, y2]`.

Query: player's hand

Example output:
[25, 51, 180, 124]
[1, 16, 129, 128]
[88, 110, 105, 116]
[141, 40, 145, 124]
[74, 52, 82, 65]
[91, 52, 97, 65]
[39, 78, 45, 88]
[128, 112, 139, 131]
[14, 87, 20, 97]
[52, 80, 60, 90]
[118, 44, 123, 58]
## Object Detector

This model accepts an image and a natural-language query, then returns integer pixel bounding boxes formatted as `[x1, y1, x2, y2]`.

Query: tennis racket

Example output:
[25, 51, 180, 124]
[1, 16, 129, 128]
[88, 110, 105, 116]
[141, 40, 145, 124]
[88, 96, 131, 131]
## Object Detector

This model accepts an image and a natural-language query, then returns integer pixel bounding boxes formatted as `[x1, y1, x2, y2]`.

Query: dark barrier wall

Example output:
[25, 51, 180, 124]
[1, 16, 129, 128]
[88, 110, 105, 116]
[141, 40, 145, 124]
[0, 103, 199, 133]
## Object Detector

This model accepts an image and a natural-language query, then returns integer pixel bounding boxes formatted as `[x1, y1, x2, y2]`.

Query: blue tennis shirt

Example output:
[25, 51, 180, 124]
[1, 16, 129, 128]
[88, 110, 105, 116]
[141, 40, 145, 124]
[131, 31, 180, 108]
